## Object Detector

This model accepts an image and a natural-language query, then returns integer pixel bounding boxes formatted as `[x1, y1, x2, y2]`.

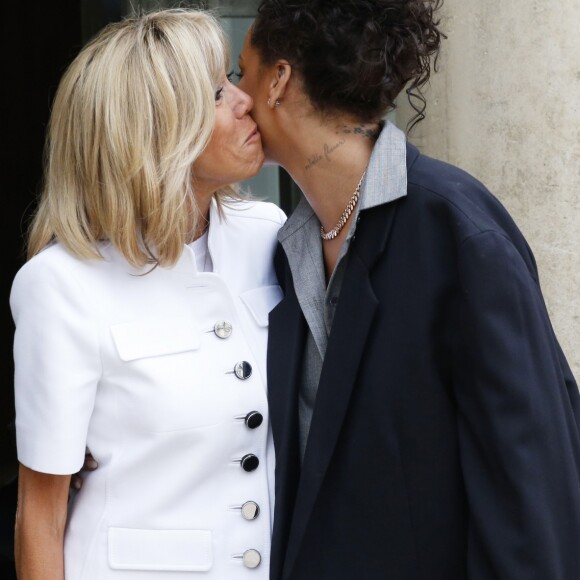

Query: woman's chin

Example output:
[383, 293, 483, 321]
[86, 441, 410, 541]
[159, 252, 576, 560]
[248, 153, 266, 177]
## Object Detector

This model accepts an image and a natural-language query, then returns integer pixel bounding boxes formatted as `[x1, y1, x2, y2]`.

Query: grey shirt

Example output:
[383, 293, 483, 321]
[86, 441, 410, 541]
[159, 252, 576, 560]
[277, 122, 409, 460]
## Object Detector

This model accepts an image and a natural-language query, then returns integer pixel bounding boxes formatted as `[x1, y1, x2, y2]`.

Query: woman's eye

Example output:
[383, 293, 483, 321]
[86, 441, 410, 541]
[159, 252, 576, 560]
[227, 70, 243, 83]
[215, 87, 224, 102]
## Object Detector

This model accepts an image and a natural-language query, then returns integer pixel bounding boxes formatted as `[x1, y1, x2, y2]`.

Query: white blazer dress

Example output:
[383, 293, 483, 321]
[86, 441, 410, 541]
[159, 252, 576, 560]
[11, 199, 285, 579]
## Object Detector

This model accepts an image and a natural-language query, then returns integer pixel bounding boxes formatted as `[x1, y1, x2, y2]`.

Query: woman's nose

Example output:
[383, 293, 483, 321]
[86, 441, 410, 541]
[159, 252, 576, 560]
[232, 84, 254, 117]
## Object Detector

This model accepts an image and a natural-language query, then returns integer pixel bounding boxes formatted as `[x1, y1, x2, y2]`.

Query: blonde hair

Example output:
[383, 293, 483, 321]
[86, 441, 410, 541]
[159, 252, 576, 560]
[28, 9, 240, 267]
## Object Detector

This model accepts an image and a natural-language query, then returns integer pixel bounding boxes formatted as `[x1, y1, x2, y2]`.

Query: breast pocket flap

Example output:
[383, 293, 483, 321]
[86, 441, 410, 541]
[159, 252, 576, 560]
[110, 316, 200, 362]
[108, 527, 212, 572]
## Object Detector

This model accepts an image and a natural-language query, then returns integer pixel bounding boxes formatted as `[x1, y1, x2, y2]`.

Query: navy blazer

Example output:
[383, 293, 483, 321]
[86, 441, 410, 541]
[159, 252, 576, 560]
[267, 144, 580, 579]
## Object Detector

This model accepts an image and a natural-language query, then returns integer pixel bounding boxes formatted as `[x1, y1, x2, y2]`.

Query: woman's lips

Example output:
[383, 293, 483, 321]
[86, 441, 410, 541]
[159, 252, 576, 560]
[244, 127, 261, 144]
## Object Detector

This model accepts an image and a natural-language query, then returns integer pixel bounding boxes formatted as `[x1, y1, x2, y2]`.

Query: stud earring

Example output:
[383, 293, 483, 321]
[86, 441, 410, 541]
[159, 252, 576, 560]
[267, 98, 271, 106]
[275, 100, 281, 107]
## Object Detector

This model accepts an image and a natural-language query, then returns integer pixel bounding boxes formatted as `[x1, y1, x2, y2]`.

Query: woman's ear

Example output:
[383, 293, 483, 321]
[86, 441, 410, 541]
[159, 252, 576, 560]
[267, 60, 292, 108]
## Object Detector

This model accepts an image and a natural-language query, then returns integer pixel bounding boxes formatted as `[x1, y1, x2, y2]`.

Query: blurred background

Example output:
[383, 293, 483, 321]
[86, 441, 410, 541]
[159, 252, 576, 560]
[2, 1, 578, 576]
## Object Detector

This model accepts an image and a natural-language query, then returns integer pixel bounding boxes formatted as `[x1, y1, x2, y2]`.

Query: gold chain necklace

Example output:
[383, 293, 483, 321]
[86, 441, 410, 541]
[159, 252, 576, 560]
[320, 171, 366, 241]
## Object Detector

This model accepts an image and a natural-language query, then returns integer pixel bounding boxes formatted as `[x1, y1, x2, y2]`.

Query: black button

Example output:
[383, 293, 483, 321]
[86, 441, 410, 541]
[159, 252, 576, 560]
[240, 454, 259, 472]
[329, 296, 338, 306]
[233, 361, 252, 380]
[244, 411, 263, 429]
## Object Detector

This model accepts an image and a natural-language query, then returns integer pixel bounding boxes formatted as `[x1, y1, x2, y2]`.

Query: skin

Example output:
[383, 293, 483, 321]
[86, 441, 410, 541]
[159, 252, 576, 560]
[192, 72, 264, 231]
[15, 466, 70, 580]
[16, 69, 265, 580]
[237, 29, 380, 278]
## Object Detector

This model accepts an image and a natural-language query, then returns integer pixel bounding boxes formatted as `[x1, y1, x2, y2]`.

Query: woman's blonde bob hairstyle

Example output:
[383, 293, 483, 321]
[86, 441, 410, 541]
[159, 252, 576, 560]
[28, 8, 240, 267]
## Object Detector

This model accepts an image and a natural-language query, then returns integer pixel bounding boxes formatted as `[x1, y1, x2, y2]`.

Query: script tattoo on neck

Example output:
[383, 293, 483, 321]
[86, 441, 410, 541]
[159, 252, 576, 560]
[336, 124, 380, 141]
[305, 138, 346, 170]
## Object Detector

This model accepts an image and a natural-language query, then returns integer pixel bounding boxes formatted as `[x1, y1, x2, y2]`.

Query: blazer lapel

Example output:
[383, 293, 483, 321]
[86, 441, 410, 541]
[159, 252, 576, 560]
[267, 265, 307, 580]
[282, 201, 400, 579]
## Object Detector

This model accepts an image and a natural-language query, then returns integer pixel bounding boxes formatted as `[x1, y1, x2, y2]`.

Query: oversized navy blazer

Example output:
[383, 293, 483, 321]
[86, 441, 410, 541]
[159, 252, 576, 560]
[267, 143, 580, 579]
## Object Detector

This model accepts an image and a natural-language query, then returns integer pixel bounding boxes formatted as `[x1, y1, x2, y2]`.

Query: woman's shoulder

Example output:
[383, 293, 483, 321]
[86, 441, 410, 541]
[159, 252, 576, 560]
[406, 148, 494, 211]
[405, 147, 524, 243]
[14, 243, 82, 282]
[14, 241, 113, 280]
[11, 244, 89, 320]
[400, 146, 537, 275]
[11, 242, 119, 306]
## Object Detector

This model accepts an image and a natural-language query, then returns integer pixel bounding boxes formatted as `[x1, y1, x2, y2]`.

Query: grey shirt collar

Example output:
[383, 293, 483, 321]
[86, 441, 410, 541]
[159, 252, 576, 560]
[277, 121, 408, 360]
[277, 120, 408, 460]
[278, 120, 408, 244]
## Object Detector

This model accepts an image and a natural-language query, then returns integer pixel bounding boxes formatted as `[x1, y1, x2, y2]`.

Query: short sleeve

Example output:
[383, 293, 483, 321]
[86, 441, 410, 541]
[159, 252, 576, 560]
[10, 251, 101, 475]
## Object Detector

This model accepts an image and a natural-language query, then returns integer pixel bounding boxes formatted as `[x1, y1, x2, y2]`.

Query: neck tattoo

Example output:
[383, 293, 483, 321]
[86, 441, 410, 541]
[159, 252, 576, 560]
[305, 138, 346, 171]
[336, 124, 380, 141]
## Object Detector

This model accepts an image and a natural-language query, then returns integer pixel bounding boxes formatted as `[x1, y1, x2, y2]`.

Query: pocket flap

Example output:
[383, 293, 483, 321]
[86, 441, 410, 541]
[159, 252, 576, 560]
[240, 285, 284, 327]
[110, 316, 200, 361]
[108, 527, 212, 572]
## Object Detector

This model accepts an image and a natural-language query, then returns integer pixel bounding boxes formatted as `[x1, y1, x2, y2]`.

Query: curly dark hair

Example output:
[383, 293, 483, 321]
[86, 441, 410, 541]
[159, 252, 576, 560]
[251, 0, 444, 130]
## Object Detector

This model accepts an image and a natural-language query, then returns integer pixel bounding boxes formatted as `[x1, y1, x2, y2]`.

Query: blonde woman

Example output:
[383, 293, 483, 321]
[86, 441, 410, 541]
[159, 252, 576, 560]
[11, 10, 283, 579]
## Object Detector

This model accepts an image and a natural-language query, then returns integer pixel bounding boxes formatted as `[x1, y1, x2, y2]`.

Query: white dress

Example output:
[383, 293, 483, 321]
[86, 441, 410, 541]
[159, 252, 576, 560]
[11, 199, 285, 579]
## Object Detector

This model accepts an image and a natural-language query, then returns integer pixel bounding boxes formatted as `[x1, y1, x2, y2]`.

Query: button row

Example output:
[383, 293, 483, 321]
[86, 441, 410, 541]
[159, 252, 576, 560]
[209, 320, 252, 379]
[212, 320, 261, 570]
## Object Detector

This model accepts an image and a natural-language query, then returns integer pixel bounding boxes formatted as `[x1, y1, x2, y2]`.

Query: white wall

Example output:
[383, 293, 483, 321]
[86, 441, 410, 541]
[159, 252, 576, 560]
[398, 0, 580, 378]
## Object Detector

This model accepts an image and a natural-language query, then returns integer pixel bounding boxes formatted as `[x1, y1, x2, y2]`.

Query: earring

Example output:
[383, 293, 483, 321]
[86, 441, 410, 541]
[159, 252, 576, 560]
[267, 98, 271, 106]
[275, 100, 281, 107]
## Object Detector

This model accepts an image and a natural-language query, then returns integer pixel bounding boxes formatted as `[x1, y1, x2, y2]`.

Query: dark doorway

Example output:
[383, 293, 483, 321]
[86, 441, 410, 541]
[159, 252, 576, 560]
[1, 2, 123, 576]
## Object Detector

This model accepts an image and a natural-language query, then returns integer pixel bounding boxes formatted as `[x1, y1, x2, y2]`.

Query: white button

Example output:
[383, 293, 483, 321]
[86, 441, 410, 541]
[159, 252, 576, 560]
[243, 549, 261, 569]
[214, 320, 232, 339]
[241, 501, 260, 521]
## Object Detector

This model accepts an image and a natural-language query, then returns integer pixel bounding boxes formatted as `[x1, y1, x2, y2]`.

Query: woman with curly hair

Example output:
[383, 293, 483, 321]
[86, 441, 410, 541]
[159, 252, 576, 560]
[235, 0, 580, 578]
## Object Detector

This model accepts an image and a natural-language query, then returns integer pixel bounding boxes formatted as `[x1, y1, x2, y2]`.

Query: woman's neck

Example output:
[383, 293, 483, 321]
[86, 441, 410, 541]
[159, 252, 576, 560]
[187, 193, 212, 243]
[272, 115, 380, 280]
[275, 116, 380, 233]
